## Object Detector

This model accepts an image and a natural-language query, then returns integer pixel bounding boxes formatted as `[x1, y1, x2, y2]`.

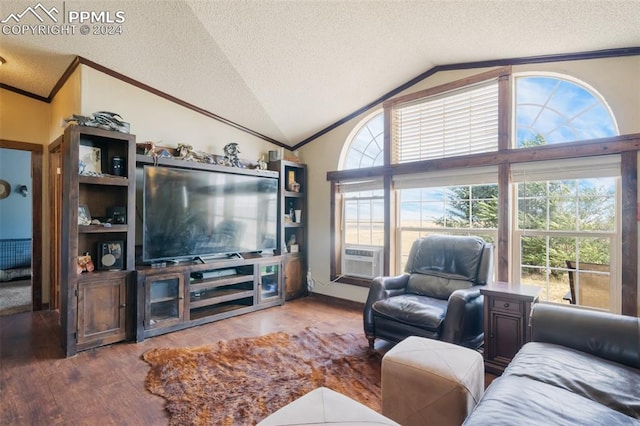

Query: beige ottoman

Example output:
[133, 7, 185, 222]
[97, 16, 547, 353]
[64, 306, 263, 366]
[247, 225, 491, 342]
[382, 336, 484, 426]
[258, 387, 399, 426]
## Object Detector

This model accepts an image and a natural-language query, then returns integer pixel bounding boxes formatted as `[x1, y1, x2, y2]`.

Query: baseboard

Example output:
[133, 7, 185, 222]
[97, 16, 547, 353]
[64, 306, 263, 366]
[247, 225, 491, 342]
[306, 293, 364, 311]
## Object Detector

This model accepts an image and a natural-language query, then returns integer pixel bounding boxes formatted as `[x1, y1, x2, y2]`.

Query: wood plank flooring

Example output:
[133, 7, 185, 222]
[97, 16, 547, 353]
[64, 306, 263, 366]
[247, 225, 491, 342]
[1, 295, 496, 425]
[0, 296, 367, 425]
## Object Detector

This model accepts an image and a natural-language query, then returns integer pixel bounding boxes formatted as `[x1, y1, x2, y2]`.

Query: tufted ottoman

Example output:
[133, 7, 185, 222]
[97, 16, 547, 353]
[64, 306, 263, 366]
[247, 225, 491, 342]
[382, 336, 484, 426]
[258, 387, 399, 426]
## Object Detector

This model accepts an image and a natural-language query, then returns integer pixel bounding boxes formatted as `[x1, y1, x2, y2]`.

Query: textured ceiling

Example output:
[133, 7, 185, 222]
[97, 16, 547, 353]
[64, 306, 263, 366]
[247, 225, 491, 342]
[1, 0, 639, 146]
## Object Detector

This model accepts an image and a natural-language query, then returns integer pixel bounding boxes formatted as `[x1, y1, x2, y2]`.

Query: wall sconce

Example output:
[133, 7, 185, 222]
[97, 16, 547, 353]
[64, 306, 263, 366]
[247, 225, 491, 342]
[17, 185, 28, 197]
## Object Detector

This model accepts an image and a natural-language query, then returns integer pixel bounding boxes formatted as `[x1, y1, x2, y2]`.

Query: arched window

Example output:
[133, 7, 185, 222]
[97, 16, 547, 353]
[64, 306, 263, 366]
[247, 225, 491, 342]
[338, 111, 385, 255]
[329, 68, 630, 311]
[340, 111, 384, 170]
[515, 74, 618, 147]
[513, 74, 620, 312]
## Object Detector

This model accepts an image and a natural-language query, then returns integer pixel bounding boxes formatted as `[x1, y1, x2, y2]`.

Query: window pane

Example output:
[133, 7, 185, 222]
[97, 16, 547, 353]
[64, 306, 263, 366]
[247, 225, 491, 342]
[341, 112, 384, 170]
[521, 236, 546, 268]
[518, 197, 547, 230]
[548, 199, 577, 231]
[515, 171, 617, 311]
[515, 76, 617, 147]
[577, 237, 610, 264]
[445, 200, 469, 228]
[399, 183, 498, 274]
[343, 190, 384, 251]
[549, 236, 576, 268]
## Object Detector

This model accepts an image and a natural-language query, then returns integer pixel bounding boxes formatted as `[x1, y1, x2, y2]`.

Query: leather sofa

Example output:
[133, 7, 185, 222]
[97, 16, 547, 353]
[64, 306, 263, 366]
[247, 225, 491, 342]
[464, 303, 640, 425]
[364, 235, 493, 349]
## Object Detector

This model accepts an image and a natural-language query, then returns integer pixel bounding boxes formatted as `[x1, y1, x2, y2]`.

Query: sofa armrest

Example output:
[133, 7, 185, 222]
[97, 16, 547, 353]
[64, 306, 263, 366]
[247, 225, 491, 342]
[440, 285, 484, 348]
[530, 303, 640, 369]
[363, 274, 409, 337]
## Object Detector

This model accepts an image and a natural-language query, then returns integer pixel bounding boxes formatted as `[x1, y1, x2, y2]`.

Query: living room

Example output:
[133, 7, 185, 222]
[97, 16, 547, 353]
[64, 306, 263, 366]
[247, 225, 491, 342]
[1, 1, 639, 424]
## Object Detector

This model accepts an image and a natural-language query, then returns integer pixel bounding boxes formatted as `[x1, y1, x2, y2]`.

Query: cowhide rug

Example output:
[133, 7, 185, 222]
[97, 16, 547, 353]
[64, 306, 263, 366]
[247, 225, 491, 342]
[142, 327, 382, 425]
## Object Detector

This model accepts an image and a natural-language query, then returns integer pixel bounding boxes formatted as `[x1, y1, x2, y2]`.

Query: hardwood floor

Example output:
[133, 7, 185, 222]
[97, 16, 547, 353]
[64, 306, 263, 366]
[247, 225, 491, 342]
[0, 295, 496, 425]
[0, 295, 366, 425]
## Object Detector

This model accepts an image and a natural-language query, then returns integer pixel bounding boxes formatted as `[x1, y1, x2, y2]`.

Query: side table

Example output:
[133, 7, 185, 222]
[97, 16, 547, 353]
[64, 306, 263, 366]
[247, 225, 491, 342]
[480, 281, 540, 374]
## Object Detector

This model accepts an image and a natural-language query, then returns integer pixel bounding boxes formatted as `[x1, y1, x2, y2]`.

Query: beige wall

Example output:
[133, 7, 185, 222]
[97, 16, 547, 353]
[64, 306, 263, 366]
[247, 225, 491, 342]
[50, 68, 82, 141]
[300, 56, 640, 304]
[0, 89, 51, 143]
[80, 66, 280, 161]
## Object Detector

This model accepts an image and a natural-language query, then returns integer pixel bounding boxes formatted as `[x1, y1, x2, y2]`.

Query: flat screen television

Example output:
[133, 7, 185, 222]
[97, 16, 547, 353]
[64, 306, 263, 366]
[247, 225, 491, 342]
[142, 166, 278, 263]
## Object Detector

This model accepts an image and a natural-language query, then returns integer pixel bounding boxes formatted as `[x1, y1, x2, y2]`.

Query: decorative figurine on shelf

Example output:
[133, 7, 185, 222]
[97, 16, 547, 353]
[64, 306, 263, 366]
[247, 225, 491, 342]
[288, 202, 295, 222]
[137, 141, 173, 165]
[65, 111, 130, 133]
[77, 252, 95, 274]
[177, 144, 216, 164]
[223, 143, 241, 168]
[286, 234, 297, 253]
[257, 155, 267, 170]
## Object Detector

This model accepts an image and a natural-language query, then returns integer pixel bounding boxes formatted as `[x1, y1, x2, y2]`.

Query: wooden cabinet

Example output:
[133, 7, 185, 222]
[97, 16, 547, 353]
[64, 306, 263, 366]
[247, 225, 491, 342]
[268, 160, 307, 300]
[481, 282, 540, 374]
[76, 274, 128, 350]
[50, 125, 136, 356]
[136, 255, 283, 341]
[140, 271, 187, 335]
[283, 255, 305, 300]
[258, 261, 282, 304]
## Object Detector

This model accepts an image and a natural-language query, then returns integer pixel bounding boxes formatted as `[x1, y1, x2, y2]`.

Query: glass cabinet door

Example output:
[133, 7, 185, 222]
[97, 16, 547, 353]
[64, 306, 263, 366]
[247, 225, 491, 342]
[259, 263, 281, 302]
[145, 272, 185, 329]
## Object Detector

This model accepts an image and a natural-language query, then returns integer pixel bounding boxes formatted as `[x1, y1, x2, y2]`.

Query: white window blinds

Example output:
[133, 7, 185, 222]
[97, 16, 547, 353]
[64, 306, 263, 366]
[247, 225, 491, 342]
[392, 80, 499, 164]
[511, 155, 621, 182]
[336, 178, 384, 194]
[393, 165, 498, 189]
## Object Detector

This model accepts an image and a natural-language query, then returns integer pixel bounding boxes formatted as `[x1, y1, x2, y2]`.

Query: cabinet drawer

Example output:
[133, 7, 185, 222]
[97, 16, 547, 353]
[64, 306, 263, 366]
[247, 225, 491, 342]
[491, 297, 523, 314]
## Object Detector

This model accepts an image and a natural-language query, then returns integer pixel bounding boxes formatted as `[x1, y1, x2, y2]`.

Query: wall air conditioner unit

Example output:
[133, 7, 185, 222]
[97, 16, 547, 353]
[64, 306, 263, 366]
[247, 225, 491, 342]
[342, 245, 384, 279]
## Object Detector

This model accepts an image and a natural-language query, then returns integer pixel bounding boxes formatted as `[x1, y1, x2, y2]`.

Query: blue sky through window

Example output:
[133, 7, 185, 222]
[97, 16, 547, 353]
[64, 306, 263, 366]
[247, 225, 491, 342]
[516, 76, 617, 146]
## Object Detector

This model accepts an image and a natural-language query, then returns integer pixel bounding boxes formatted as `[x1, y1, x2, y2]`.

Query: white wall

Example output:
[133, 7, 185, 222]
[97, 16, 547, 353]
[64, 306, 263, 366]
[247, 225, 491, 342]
[300, 56, 640, 304]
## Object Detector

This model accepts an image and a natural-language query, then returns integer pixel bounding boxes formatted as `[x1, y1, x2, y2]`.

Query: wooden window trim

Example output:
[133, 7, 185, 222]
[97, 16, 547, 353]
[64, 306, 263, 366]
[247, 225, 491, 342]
[329, 65, 639, 315]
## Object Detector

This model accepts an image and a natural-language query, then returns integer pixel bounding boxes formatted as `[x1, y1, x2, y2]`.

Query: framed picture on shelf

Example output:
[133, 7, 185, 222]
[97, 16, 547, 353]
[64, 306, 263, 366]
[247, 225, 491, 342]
[97, 240, 124, 270]
[79, 145, 102, 174]
[78, 204, 92, 225]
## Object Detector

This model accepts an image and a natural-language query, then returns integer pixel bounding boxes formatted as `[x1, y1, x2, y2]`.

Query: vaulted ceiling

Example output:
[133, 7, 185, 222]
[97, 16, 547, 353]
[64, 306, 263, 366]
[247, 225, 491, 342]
[1, 1, 639, 147]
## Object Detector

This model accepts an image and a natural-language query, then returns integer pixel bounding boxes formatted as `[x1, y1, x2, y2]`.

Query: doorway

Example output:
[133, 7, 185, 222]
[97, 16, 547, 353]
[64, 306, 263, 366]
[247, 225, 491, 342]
[0, 140, 43, 314]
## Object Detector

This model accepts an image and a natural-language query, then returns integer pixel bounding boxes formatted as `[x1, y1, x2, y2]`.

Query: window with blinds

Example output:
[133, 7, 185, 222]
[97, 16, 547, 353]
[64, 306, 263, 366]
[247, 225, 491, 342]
[392, 80, 499, 163]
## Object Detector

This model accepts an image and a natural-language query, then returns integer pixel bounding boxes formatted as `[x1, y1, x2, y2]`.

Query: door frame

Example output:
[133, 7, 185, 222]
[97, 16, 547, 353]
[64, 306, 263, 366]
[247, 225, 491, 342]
[0, 140, 43, 310]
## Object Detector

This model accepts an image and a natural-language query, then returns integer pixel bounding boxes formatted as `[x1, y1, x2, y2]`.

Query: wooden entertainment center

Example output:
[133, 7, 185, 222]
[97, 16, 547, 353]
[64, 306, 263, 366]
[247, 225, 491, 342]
[51, 126, 302, 355]
[136, 254, 283, 341]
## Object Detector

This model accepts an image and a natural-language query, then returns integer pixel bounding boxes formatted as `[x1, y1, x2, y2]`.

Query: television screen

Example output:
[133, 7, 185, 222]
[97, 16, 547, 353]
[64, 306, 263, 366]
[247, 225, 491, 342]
[142, 166, 278, 263]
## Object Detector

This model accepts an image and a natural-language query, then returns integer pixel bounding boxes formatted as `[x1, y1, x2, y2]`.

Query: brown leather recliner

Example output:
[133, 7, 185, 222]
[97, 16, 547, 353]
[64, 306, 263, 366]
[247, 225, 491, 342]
[364, 235, 493, 349]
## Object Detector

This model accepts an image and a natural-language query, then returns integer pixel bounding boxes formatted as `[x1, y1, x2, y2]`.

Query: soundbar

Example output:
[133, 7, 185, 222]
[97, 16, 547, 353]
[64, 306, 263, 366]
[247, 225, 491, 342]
[192, 269, 237, 280]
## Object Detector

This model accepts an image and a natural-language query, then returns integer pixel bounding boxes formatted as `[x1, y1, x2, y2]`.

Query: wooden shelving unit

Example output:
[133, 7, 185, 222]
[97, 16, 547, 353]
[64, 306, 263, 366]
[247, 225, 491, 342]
[268, 160, 308, 300]
[50, 125, 136, 356]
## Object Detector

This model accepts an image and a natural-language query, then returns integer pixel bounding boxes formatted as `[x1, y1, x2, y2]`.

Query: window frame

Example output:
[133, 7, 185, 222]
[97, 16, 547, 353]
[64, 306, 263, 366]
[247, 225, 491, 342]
[510, 165, 621, 312]
[326, 67, 639, 316]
